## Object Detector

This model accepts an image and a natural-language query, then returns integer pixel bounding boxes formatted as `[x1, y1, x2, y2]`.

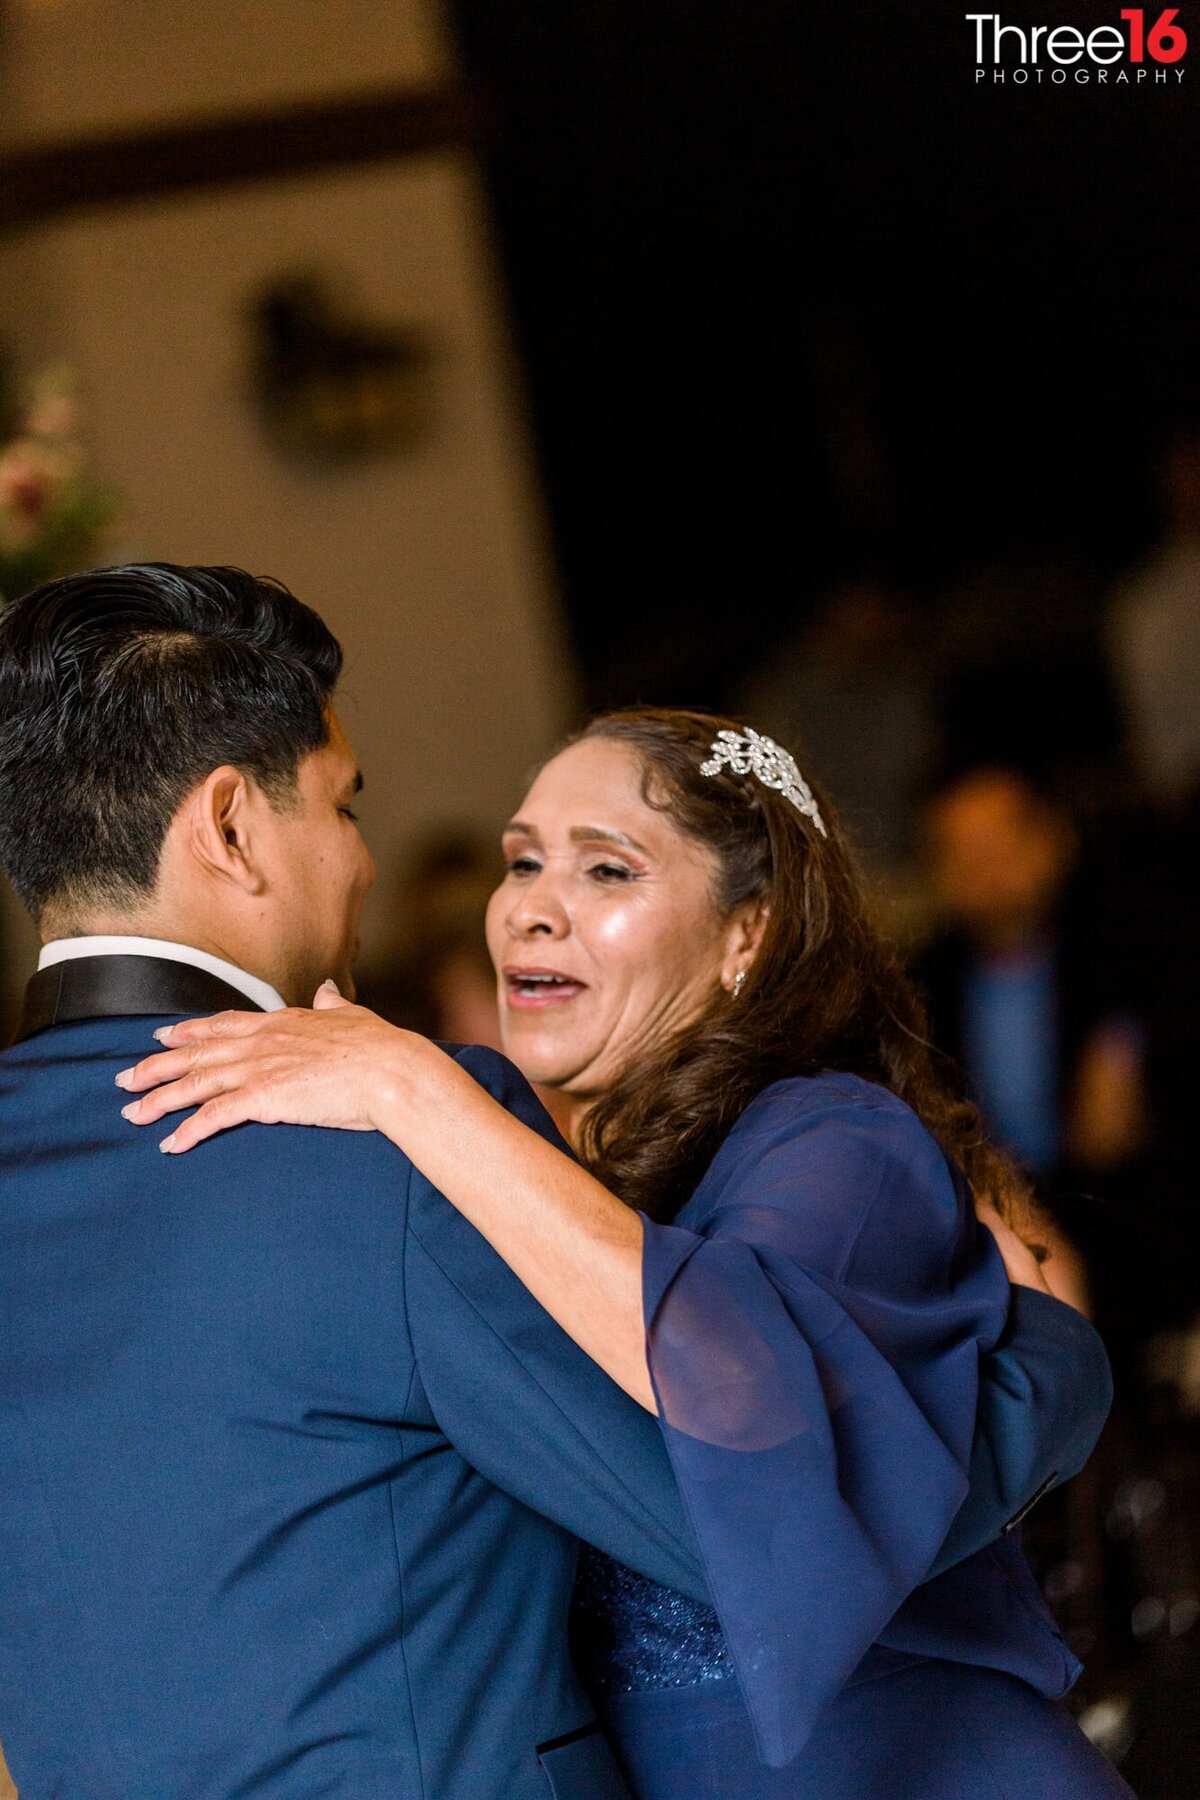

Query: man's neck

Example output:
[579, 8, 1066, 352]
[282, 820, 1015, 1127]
[43, 904, 270, 987]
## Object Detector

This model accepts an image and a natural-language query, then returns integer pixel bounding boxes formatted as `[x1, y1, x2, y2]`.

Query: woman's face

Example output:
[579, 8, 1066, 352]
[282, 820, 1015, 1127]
[486, 738, 738, 1101]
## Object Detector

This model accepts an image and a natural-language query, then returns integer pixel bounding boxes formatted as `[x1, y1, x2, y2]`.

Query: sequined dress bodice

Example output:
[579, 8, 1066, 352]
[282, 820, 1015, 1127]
[571, 1544, 736, 1694]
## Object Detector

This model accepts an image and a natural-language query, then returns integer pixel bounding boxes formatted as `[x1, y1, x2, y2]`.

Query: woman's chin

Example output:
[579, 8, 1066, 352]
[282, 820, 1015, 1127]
[500, 1025, 597, 1095]
[507, 1051, 580, 1092]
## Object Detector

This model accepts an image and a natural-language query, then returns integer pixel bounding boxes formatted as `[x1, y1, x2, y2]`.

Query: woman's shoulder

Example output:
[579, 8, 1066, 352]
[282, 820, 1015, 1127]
[690, 1071, 966, 1276]
[735, 1069, 934, 1149]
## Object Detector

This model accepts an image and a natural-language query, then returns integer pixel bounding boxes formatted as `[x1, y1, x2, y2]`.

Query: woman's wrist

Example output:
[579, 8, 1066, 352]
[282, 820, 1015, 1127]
[365, 1025, 455, 1134]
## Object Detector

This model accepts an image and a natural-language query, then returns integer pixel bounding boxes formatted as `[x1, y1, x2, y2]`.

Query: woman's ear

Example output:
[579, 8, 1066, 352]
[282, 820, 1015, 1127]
[720, 896, 770, 992]
[183, 766, 266, 895]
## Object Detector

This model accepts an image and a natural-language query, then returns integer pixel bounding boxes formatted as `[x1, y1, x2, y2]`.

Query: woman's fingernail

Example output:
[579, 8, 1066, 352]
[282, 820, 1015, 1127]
[159, 1134, 177, 1154]
[115, 1069, 133, 1089]
[320, 979, 340, 994]
[153, 1027, 175, 1044]
[120, 1102, 140, 1121]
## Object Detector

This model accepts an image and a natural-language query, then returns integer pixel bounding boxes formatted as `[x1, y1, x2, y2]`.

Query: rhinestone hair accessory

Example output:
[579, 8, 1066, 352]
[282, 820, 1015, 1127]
[700, 727, 827, 836]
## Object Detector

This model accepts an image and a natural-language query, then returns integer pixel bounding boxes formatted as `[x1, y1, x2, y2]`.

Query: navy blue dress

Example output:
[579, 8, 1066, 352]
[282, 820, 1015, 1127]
[573, 1072, 1132, 1799]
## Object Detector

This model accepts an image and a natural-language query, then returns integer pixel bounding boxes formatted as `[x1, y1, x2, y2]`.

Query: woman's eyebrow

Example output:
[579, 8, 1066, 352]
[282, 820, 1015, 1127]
[502, 821, 650, 855]
[569, 826, 649, 854]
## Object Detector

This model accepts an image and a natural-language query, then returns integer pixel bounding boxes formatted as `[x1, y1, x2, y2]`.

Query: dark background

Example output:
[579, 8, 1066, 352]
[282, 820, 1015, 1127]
[451, 0, 1198, 706]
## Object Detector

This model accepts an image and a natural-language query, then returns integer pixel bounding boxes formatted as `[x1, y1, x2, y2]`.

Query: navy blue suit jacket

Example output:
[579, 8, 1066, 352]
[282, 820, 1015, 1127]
[0, 1015, 709, 1800]
[0, 1002, 1108, 1797]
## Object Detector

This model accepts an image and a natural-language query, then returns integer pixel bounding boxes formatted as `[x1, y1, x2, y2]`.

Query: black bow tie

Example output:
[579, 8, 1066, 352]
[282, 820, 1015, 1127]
[11, 955, 266, 1046]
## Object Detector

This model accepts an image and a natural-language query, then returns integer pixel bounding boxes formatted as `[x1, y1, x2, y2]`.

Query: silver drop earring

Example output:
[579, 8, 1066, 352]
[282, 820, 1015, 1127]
[732, 969, 747, 1000]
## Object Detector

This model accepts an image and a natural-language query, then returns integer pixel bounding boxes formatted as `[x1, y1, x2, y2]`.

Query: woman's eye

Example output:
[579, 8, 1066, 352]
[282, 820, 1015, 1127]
[588, 862, 635, 883]
[339, 808, 360, 822]
[506, 855, 541, 876]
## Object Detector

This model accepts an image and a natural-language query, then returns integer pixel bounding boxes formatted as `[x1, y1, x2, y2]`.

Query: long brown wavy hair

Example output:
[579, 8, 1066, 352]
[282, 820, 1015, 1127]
[566, 707, 1034, 1226]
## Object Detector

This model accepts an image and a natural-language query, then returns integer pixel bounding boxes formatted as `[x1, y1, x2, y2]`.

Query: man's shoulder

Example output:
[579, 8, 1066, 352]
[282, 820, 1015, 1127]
[436, 1041, 564, 1145]
[180, 1113, 415, 1182]
[0, 1016, 416, 1191]
[439, 1040, 520, 1089]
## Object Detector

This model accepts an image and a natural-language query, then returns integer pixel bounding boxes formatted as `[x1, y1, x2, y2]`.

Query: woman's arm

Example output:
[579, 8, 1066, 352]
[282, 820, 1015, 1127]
[120, 998, 1110, 1574]
[118, 994, 657, 1407]
[374, 1035, 655, 1405]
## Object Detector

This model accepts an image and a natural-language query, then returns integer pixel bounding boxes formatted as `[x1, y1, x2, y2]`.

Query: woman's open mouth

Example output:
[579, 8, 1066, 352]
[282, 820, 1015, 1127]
[504, 967, 588, 1010]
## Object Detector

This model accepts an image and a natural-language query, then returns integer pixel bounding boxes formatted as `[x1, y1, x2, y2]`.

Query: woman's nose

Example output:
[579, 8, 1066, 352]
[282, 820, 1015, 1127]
[506, 873, 568, 938]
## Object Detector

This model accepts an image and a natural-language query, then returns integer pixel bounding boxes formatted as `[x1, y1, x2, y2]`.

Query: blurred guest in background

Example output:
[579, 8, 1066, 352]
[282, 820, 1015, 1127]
[914, 757, 1196, 1351]
[918, 765, 1079, 1182]
[913, 763, 1138, 1323]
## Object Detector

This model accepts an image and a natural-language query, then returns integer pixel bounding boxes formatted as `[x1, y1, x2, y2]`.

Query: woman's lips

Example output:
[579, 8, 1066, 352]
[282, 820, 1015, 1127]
[504, 968, 588, 1011]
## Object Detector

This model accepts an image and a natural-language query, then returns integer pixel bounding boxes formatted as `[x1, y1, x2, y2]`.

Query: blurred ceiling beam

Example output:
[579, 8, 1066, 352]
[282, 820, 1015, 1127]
[0, 83, 476, 233]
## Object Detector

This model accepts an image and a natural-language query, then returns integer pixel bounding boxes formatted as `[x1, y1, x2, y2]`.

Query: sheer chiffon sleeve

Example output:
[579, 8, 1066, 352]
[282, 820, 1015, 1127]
[640, 1074, 1011, 1767]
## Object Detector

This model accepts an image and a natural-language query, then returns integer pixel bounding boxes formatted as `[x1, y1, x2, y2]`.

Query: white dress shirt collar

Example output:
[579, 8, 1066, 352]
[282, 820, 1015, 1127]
[37, 935, 286, 1013]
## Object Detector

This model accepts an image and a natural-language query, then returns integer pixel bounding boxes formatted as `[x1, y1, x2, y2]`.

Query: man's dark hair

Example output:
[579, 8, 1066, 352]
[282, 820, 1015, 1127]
[0, 563, 342, 918]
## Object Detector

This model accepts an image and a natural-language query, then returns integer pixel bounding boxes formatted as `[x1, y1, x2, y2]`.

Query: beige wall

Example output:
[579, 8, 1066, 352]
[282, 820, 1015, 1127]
[0, 0, 577, 1011]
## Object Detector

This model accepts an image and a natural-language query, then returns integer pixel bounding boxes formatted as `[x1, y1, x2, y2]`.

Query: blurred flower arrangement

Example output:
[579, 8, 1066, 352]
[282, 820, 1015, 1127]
[0, 363, 119, 605]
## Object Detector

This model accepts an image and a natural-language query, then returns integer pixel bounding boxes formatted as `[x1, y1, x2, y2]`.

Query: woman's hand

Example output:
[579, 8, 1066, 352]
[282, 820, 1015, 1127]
[975, 1196, 1093, 1315]
[974, 1197, 1053, 1297]
[115, 982, 426, 1153]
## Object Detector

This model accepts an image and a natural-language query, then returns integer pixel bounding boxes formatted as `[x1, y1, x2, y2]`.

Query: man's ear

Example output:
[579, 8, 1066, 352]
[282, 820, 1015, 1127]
[181, 766, 266, 895]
